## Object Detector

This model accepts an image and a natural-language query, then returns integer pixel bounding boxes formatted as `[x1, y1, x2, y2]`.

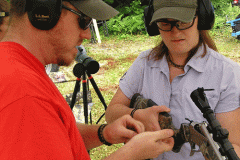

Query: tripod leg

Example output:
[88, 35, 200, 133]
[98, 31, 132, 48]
[90, 112, 92, 124]
[96, 113, 105, 124]
[70, 78, 81, 110]
[86, 73, 108, 124]
[82, 73, 89, 124]
[87, 73, 108, 110]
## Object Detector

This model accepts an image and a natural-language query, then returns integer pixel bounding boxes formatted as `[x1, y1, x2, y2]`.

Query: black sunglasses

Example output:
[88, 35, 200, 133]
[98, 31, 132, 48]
[156, 16, 196, 31]
[62, 5, 92, 30]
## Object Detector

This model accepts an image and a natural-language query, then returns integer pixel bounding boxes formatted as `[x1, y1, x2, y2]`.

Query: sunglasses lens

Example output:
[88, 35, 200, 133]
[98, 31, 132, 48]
[156, 17, 196, 31]
[157, 22, 172, 31]
[85, 18, 93, 28]
[177, 22, 194, 30]
[79, 16, 93, 30]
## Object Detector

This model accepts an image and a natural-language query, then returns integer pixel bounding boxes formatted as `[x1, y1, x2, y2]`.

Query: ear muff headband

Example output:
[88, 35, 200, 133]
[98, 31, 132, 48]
[26, 0, 62, 30]
[197, 0, 215, 30]
[143, 0, 159, 36]
[144, 0, 215, 36]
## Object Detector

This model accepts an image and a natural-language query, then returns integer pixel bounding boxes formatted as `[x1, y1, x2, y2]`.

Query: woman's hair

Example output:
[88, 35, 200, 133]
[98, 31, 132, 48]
[0, 0, 10, 25]
[148, 30, 218, 61]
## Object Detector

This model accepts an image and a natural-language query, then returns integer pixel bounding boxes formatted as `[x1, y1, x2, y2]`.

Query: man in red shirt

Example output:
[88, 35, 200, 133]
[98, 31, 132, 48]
[0, 0, 174, 159]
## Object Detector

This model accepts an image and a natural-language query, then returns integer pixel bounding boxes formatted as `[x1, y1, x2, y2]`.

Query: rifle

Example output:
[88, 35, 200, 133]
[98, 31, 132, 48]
[129, 88, 239, 160]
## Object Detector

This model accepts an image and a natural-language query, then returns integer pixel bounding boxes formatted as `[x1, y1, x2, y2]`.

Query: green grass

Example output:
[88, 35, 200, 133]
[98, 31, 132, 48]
[54, 32, 240, 160]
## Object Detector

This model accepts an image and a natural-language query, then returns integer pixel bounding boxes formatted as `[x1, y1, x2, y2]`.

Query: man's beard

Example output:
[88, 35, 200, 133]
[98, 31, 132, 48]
[57, 58, 67, 66]
[57, 56, 73, 66]
[51, 42, 73, 67]
[47, 27, 74, 67]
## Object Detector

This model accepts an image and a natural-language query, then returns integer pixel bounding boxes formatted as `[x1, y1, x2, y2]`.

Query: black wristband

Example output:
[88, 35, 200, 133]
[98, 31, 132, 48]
[98, 124, 112, 146]
[130, 108, 138, 118]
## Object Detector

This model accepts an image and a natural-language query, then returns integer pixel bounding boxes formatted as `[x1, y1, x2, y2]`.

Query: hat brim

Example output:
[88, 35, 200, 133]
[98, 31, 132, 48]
[150, 7, 196, 24]
[69, 0, 119, 20]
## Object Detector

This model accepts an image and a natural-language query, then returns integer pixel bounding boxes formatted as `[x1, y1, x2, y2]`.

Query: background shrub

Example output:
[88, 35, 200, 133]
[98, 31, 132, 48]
[106, 0, 147, 35]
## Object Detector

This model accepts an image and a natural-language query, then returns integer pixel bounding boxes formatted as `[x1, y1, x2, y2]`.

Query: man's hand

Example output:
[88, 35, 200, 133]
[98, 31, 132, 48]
[104, 129, 175, 160]
[126, 129, 174, 159]
[103, 115, 145, 144]
[133, 105, 171, 131]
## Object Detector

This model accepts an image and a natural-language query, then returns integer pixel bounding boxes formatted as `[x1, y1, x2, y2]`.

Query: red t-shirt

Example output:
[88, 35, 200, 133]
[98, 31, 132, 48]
[0, 42, 90, 160]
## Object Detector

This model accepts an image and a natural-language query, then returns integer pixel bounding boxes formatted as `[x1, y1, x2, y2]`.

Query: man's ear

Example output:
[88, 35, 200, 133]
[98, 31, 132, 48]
[26, 0, 62, 30]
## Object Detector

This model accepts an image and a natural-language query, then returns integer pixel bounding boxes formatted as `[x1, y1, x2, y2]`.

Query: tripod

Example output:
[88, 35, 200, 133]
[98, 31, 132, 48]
[70, 63, 107, 124]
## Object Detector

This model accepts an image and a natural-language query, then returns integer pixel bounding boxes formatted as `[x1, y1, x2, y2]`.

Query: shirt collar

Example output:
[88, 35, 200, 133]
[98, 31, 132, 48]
[186, 44, 209, 73]
[147, 44, 209, 73]
[147, 52, 169, 72]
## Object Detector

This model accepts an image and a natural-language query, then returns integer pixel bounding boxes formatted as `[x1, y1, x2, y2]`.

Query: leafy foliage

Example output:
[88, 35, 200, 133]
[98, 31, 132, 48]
[209, 1, 240, 38]
[104, 0, 114, 4]
[212, 0, 240, 28]
[106, 0, 147, 35]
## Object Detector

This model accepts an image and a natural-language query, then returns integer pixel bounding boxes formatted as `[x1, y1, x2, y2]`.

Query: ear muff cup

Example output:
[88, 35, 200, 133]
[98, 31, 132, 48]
[144, 0, 215, 36]
[144, 4, 159, 36]
[197, 0, 215, 30]
[26, 0, 62, 30]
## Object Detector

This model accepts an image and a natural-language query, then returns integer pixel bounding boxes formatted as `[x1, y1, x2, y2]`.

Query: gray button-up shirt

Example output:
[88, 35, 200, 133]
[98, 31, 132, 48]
[119, 44, 240, 160]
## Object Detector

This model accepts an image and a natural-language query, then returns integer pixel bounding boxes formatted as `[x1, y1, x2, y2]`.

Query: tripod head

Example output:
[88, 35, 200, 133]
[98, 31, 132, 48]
[75, 46, 99, 75]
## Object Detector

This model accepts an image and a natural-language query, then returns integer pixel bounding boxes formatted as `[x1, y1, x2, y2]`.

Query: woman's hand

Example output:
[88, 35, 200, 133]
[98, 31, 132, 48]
[133, 105, 171, 131]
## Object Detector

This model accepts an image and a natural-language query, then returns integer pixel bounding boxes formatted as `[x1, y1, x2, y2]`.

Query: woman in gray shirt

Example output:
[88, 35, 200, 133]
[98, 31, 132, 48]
[105, 0, 240, 159]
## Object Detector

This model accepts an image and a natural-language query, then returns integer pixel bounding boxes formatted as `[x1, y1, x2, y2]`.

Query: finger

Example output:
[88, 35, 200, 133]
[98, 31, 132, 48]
[125, 116, 145, 134]
[159, 137, 175, 152]
[162, 137, 174, 143]
[120, 127, 139, 140]
[153, 105, 171, 113]
[153, 129, 174, 141]
[123, 138, 130, 144]
[114, 116, 145, 140]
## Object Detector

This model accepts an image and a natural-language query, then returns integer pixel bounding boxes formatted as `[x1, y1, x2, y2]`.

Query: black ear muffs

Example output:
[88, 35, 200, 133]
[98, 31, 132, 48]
[143, 0, 159, 36]
[197, 0, 215, 30]
[26, 0, 62, 30]
[144, 0, 215, 36]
